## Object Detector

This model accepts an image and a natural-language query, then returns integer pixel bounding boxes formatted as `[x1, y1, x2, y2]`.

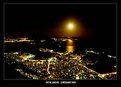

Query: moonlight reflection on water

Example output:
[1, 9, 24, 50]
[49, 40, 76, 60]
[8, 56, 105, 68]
[66, 39, 75, 52]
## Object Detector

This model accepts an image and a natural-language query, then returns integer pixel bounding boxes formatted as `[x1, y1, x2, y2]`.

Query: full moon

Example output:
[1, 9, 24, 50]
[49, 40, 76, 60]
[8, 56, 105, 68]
[67, 23, 74, 30]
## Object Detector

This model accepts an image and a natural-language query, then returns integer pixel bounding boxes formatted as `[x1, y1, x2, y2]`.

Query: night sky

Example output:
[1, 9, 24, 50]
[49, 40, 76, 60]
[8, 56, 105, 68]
[5, 4, 116, 50]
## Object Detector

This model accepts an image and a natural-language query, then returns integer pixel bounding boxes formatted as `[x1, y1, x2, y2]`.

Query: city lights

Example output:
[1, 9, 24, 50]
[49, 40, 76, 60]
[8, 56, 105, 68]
[4, 37, 117, 80]
[4, 46, 117, 80]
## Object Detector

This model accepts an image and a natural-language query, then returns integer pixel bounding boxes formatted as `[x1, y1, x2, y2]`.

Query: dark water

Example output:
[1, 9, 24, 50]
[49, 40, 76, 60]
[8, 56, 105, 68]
[4, 38, 116, 55]
[5, 63, 30, 79]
